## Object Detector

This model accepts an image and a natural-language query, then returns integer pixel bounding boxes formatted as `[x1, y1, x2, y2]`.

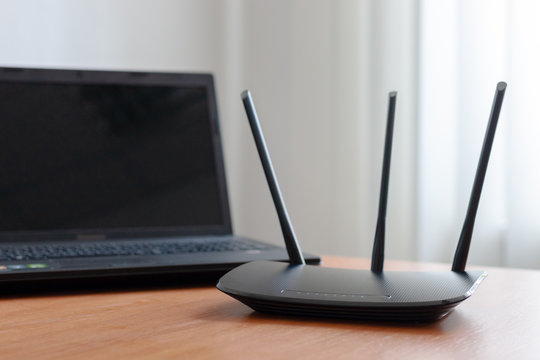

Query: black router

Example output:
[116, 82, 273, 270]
[217, 82, 507, 321]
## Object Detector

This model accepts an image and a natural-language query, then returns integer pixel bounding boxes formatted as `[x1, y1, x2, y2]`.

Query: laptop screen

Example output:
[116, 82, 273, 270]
[0, 68, 232, 240]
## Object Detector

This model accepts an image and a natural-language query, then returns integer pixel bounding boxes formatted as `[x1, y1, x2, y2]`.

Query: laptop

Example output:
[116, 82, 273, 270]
[0, 66, 319, 285]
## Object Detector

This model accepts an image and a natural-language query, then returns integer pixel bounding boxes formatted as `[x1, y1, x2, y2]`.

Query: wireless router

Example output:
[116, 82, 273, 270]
[217, 82, 507, 321]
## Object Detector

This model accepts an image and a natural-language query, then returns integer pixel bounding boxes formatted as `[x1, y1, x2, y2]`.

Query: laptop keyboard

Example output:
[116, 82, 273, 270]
[0, 238, 274, 261]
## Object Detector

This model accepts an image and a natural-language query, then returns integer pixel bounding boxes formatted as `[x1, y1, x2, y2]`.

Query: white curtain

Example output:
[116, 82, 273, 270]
[419, 0, 540, 269]
[236, 0, 540, 269]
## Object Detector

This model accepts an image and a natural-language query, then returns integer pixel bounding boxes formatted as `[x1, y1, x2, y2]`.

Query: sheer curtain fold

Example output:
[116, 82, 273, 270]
[419, 0, 540, 269]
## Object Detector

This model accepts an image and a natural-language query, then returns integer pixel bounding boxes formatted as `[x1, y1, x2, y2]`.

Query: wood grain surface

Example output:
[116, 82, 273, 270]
[1, 256, 538, 359]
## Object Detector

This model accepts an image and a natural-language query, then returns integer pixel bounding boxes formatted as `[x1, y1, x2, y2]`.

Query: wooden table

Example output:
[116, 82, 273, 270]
[1, 256, 539, 359]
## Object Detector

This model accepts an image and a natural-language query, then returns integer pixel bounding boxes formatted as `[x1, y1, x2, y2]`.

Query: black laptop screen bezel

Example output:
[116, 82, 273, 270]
[0, 67, 233, 241]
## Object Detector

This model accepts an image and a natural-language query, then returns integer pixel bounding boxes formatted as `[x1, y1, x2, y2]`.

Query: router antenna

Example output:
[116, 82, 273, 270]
[371, 92, 397, 273]
[241, 90, 305, 265]
[452, 82, 507, 272]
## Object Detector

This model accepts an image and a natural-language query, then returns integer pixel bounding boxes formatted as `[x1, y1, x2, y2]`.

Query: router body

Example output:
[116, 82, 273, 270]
[218, 84, 506, 322]
[218, 261, 486, 321]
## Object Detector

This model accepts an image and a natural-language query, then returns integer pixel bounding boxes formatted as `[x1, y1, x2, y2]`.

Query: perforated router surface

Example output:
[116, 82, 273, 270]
[217, 261, 486, 321]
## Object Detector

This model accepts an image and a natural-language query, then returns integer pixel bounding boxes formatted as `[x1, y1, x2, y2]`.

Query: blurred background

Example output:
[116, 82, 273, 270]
[1, 0, 539, 269]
